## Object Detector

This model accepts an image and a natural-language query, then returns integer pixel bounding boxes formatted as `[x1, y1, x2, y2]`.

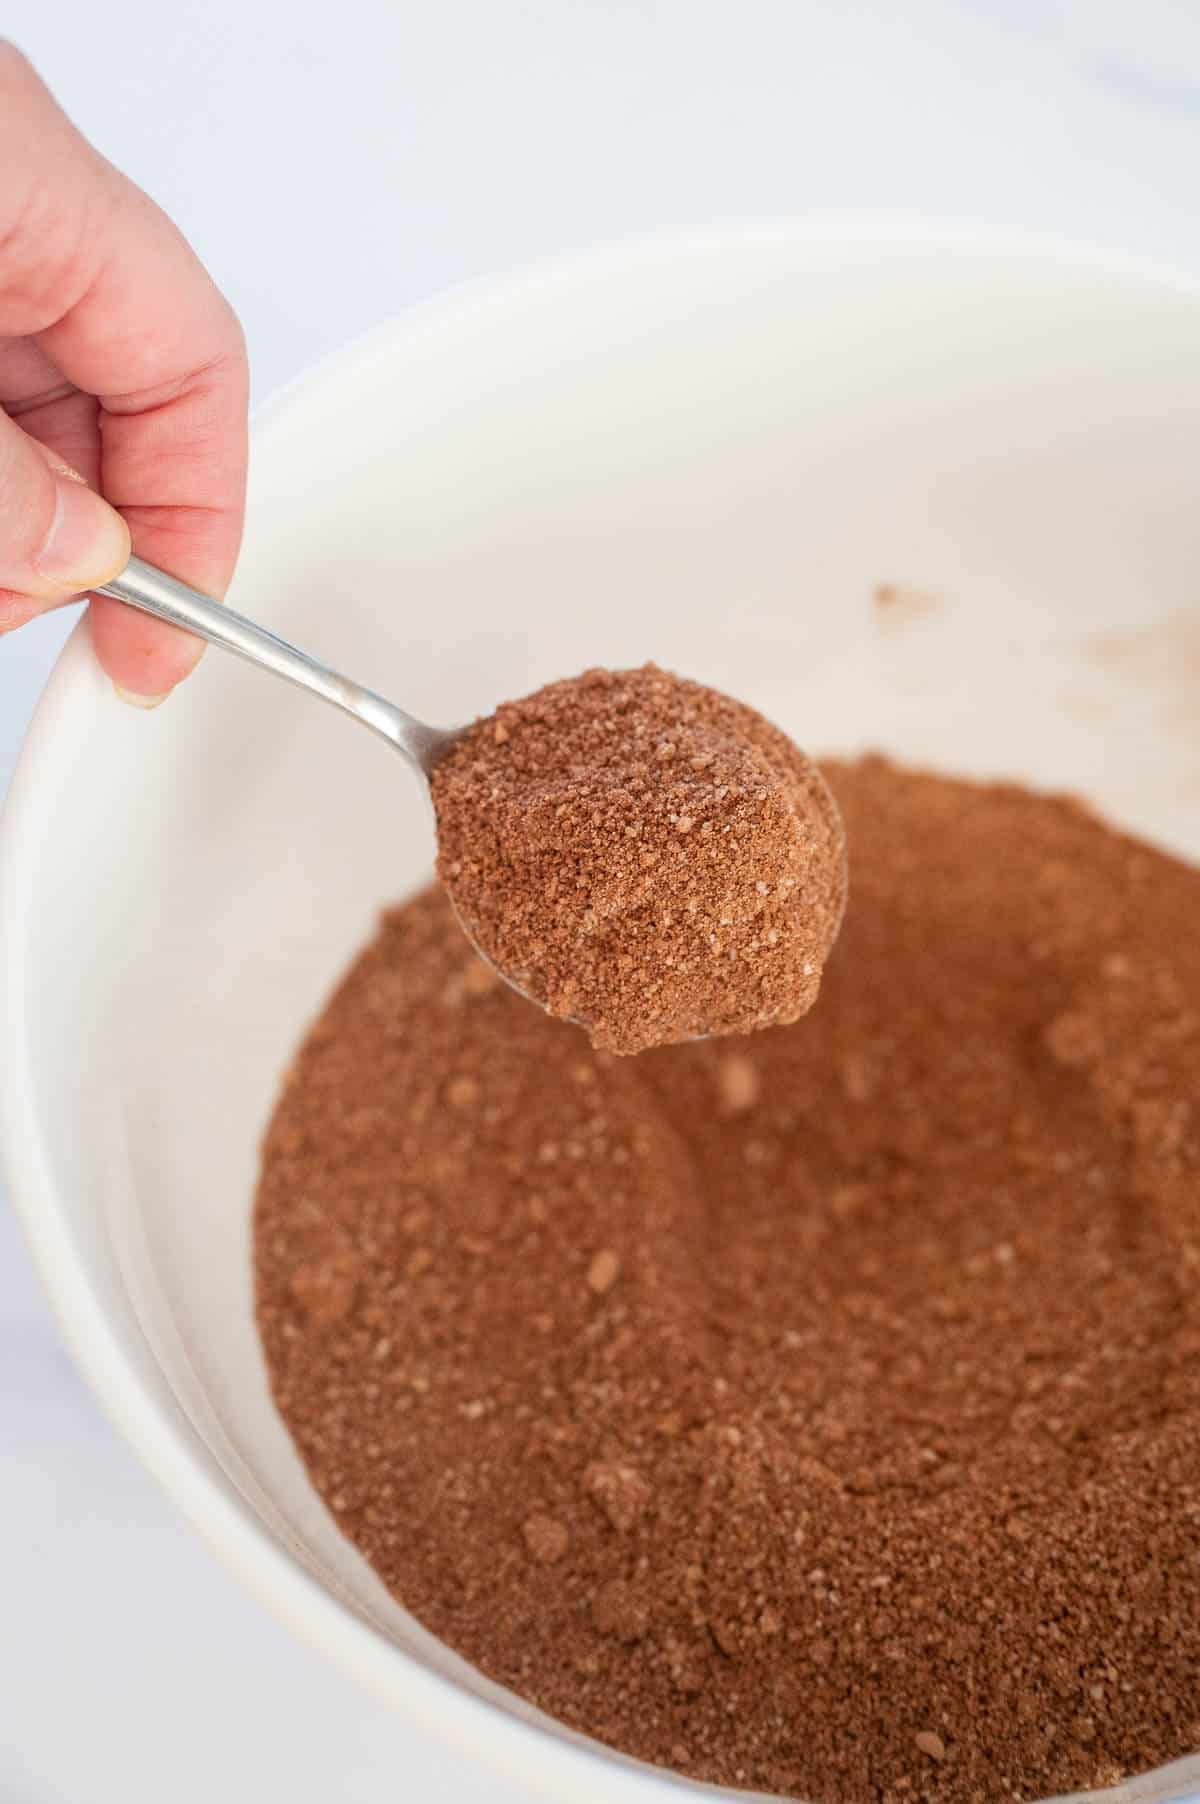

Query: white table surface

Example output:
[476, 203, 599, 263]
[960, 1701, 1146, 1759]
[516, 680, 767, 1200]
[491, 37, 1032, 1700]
[3, 4, 1200, 1799]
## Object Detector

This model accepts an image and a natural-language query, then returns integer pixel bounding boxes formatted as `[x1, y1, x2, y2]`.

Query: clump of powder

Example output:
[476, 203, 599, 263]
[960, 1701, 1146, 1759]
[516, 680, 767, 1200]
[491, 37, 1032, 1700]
[430, 664, 847, 1055]
[256, 758, 1200, 1804]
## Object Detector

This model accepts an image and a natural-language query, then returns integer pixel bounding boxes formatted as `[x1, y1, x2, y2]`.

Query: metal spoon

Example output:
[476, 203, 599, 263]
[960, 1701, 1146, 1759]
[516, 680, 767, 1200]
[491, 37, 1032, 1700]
[96, 555, 463, 777]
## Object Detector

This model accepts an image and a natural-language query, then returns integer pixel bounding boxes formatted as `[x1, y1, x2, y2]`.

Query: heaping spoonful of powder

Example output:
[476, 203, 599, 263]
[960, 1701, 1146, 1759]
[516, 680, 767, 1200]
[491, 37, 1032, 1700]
[430, 664, 847, 1055]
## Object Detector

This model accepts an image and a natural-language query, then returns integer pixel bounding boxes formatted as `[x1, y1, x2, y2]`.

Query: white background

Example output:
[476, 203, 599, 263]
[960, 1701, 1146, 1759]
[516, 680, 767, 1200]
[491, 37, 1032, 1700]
[2, 3, 1200, 1799]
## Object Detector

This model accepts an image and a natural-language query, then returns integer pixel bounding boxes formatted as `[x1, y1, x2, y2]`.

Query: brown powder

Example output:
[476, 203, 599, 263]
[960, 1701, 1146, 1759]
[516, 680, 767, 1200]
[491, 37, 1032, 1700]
[430, 664, 847, 1055]
[255, 757, 1200, 1803]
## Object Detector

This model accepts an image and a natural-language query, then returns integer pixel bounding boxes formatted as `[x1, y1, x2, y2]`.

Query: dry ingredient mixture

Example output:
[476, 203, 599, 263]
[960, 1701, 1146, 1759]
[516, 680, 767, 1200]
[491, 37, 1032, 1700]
[430, 664, 847, 1054]
[256, 757, 1200, 1804]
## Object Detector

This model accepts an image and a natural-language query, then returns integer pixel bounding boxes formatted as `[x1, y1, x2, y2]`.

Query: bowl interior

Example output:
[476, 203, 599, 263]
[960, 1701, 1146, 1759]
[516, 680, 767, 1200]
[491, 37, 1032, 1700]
[7, 229, 1200, 1802]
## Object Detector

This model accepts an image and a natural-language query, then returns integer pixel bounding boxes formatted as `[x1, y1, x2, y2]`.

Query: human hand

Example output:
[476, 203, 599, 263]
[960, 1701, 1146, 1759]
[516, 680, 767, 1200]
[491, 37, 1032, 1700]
[0, 43, 248, 703]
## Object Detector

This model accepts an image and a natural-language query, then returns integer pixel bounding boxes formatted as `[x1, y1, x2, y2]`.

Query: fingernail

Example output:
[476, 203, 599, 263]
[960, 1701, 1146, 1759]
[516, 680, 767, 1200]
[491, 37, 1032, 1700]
[36, 477, 131, 589]
[113, 684, 170, 710]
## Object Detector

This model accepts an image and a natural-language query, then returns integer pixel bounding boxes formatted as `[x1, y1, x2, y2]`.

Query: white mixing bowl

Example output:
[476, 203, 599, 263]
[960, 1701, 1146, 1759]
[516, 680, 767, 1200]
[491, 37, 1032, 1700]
[4, 226, 1200, 1803]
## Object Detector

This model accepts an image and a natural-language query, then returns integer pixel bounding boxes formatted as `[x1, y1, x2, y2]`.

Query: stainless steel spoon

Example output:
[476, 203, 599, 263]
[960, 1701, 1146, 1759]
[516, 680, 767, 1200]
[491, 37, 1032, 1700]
[96, 555, 463, 777]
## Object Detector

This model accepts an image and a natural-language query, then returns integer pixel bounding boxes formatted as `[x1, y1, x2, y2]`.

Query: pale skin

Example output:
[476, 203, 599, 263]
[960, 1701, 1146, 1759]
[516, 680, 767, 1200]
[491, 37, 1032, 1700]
[0, 43, 248, 702]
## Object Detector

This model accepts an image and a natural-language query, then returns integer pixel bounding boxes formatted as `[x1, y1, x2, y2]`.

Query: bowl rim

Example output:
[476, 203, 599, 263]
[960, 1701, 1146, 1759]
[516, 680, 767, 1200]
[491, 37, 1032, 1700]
[5, 218, 1200, 1804]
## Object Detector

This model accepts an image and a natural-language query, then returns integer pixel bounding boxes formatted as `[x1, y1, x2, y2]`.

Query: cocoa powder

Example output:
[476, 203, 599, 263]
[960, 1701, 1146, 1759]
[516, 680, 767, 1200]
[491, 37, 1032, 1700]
[430, 665, 847, 1054]
[256, 757, 1200, 1803]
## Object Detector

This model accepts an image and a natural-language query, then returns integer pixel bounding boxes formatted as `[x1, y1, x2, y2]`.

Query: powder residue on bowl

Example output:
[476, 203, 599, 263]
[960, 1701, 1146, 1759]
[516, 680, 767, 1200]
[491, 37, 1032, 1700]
[256, 756, 1200, 1804]
[429, 664, 847, 1055]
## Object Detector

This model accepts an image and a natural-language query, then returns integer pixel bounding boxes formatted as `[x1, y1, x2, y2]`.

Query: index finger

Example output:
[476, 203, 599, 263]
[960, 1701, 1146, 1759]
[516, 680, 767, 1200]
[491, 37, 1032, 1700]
[0, 43, 249, 696]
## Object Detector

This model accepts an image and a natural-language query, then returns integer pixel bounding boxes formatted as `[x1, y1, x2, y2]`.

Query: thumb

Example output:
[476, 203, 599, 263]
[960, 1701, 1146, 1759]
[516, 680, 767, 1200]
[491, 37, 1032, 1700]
[0, 409, 130, 602]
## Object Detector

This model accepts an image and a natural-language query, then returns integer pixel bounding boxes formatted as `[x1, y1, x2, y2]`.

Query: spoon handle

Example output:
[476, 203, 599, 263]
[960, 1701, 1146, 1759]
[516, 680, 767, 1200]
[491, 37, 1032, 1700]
[95, 556, 453, 771]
